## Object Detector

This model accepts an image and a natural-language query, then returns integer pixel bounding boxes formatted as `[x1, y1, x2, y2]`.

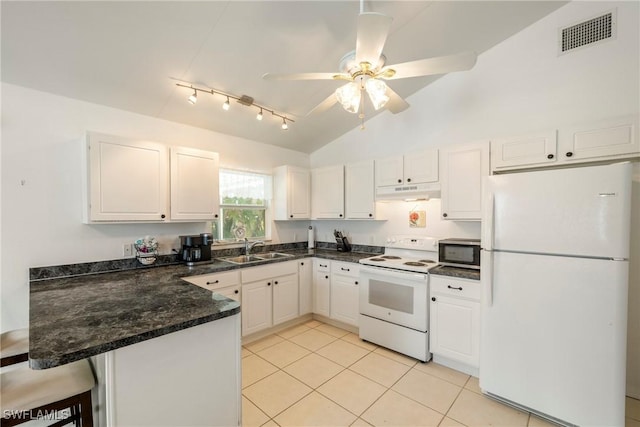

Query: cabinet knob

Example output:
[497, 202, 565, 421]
[234, 290, 239, 294]
[161, 214, 166, 219]
[301, 262, 304, 266]
[431, 297, 436, 302]
[290, 214, 294, 218]
[214, 214, 219, 218]
[325, 275, 329, 279]
[206, 280, 219, 285]
[368, 213, 373, 217]
[443, 213, 448, 218]
[274, 281, 279, 285]
[447, 285, 463, 291]
[267, 282, 271, 286]
[407, 178, 411, 183]
[339, 214, 343, 217]
[547, 154, 554, 159]
[355, 281, 358, 285]
[397, 179, 402, 183]
[566, 151, 573, 157]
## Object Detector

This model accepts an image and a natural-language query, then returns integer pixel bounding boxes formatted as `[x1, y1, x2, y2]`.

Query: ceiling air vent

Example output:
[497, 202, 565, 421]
[559, 9, 616, 55]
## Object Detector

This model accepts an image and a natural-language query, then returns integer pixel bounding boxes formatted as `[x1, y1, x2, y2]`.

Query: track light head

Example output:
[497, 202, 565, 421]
[222, 97, 230, 111]
[256, 109, 263, 121]
[188, 90, 197, 105]
[281, 118, 288, 130]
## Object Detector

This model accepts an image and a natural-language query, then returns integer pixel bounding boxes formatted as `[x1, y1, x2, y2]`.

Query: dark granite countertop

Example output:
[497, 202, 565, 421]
[429, 265, 481, 281]
[29, 248, 375, 369]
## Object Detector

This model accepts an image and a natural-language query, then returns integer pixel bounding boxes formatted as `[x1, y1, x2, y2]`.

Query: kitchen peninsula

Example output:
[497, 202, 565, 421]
[29, 260, 242, 426]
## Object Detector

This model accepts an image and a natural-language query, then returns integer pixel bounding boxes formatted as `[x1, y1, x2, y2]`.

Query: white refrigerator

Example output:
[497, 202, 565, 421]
[480, 162, 632, 426]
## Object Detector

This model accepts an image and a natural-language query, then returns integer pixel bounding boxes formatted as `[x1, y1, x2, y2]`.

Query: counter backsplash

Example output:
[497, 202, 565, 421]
[30, 241, 384, 281]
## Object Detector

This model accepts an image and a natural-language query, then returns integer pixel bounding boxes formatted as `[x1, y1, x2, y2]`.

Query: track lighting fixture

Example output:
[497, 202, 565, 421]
[188, 89, 197, 105]
[175, 81, 294, 131]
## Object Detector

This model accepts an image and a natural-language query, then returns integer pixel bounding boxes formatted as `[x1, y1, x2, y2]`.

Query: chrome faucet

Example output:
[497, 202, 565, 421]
[244, 238, 264, 255]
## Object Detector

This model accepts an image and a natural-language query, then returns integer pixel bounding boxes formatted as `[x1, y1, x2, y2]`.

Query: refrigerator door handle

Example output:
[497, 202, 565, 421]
[481, 250, 494, 307]
[482, 192, 495, 251]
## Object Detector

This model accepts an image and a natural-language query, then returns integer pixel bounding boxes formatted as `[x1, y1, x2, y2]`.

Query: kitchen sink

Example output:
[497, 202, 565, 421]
[221, 255, 264, 264]
[255, 252, 293, 260]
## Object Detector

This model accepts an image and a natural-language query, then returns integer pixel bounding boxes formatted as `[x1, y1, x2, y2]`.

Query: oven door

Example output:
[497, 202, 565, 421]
[359, 265, 429, 332]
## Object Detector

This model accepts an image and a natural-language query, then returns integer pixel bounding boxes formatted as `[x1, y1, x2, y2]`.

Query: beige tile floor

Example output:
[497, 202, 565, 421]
[242, 320, 640, 427]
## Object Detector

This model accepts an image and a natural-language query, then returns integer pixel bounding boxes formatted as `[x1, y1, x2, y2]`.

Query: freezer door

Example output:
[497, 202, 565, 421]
[484, 162, 631, 259]
[479, 251, 628, 426]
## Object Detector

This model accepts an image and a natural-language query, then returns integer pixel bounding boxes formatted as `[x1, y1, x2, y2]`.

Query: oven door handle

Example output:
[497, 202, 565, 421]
[360, 266, 428, 281]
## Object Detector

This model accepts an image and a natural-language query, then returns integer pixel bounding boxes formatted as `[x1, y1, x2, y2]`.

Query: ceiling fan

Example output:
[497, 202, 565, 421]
[263, 9, 477, 123]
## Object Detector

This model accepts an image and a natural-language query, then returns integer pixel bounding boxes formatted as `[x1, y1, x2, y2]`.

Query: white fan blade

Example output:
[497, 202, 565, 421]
[355, 12, 393, 66]
[385, 86, 409, 114]
[382, 52, 477, 80]
[306, 93, 337, 116]
[262, 72, 341, 81]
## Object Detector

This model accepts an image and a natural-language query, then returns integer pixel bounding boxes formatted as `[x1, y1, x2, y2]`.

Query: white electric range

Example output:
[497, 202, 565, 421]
[358, 236, 439, 362]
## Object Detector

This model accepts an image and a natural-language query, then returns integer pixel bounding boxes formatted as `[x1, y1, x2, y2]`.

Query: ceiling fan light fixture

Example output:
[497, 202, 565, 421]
[335, 82, 361, 114]
[188, 89, 197, 105]
[365, 78, 389, 110]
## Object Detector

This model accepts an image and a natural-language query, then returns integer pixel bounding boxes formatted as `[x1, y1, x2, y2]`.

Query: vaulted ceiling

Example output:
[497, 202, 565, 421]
[1, 1, 566, 153]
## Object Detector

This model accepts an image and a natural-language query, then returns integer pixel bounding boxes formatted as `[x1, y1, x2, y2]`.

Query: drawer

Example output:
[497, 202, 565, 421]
[331, 261, 359, 277]
[215, 285, 241, 302]
[182, 270, 240, 291]
[314, 259, 331, 272]
[430, 275, 481, 301]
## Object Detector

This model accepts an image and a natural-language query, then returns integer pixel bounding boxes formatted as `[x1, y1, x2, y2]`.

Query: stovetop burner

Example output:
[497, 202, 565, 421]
[381, 255, 401, 260]
[369, 258, 386, 262]
[404, 261, 426, 266]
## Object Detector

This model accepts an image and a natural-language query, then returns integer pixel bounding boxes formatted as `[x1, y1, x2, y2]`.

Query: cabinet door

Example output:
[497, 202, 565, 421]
[288, 167, 311, 219]
[345, 159, 376, 219]
[312, 165, 344, 219]
[273, 273, 299, 325]
[298, 260, 313, 315]
[562, 116, 640, 161]
[330, 274, 359, 326]
[241, 280, 272, 336]
[403, 149, 439, 184]
[429, 294, 480, 368]
[440, 141, 489, 220]
[313, 269, 331, 317]
[170, 147, 220, 221]
[375, 156, 404, 186]
[491, 131, 557, 171]
[87, 133, 168, 222]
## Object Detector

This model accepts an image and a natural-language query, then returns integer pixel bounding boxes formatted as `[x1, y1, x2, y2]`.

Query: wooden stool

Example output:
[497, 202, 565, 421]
[1, 330, 95, 427]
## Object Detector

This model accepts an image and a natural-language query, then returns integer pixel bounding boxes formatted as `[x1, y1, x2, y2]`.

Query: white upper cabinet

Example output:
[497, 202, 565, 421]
[170, 147, 220, 221]
[375, 149, 439, 187]
[311, 165, 344, 219]
[273, 165, 311, 220]
[491, 115, 639, 172]
[491, 131, 558, 170]
[440, 141, 490, 221]
[85, 132, 220, 223]
[345, 159, 377, 219]
[85, 132, 169, 222]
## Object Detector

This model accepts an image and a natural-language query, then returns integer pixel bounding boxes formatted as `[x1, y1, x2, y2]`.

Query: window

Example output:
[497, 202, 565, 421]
[213, 169, 271, 241]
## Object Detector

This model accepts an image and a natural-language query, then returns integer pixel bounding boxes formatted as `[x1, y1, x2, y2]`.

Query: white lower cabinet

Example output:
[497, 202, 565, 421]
[241, 261, 298, 336]
[429, 275, 480, 374]
[298, 259, 313, 315]
[313, 259, 331, 317]
[330, 262, 360, 327]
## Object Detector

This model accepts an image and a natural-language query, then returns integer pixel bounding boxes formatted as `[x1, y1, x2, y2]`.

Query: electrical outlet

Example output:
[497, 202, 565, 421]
[123, 243, 133, 257]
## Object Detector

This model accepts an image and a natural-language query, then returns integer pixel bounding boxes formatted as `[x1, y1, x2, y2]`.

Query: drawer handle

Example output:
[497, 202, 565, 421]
[341, 267, 350, 271]
[320, 264, 328, 268]
[206, 280, 220, 285]
[447, 285, 463, 291]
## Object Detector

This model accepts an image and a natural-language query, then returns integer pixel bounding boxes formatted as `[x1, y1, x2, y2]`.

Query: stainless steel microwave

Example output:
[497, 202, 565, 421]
[438, 238, 481, 269]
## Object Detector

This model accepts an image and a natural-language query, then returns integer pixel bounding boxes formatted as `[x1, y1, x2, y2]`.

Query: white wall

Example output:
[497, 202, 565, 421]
[0, 83, 310, 332]
[311, 1, 640, 397]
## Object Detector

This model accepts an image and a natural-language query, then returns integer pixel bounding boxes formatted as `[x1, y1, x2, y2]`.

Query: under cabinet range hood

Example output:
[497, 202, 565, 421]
[375, 182, 441, 201]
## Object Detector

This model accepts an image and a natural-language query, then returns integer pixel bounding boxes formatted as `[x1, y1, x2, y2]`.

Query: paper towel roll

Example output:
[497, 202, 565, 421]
[308, 226, 315, 249]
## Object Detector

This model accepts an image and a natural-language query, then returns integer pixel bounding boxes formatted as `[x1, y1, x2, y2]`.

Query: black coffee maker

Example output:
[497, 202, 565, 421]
[179, 233, 213, 265]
